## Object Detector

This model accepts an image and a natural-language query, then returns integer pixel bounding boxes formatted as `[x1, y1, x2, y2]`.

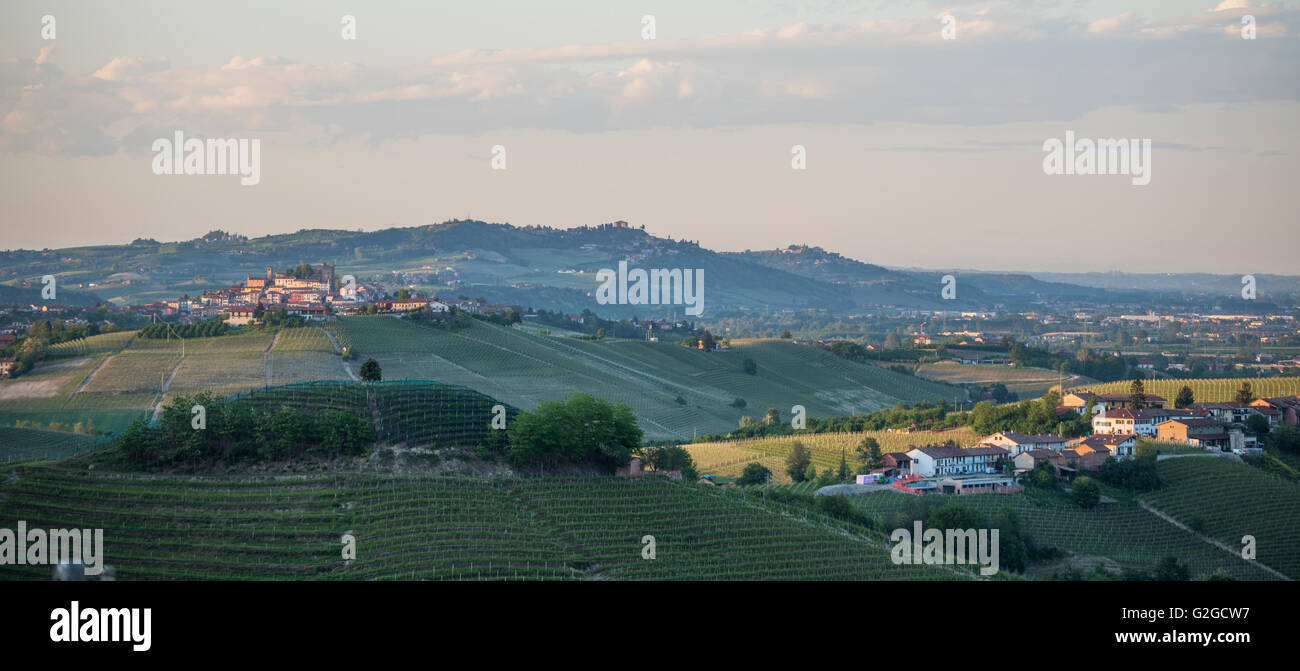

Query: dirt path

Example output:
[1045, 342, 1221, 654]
[319, 327, 360, 381]
[1137, 499, 1289, 580]
[150, 356, 186, 422]
[73, 355, 113, 394]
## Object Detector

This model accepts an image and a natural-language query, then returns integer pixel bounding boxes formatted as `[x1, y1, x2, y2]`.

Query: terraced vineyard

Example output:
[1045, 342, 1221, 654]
[686, 428, 979, 483]
[0, 427, 106, 462]
[1067, 377, 1300, 403]
[1143, 458, 1300, 580]
[847, 490, 1279, 580]
[0, 466, 962, 581]
[45, 331, 138, 358]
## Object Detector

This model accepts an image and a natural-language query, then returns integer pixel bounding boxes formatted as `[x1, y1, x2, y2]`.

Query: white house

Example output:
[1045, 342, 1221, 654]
[906, 445, 1010, 477]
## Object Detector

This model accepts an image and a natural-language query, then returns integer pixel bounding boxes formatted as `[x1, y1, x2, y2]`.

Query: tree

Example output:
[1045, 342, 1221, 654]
[764, 408, 780, 426]
[855, 436, 882, 473]
[1245, 414, 1270, 436]
[780, 329, 792, 340]
[1269, 423, 1300, 454]
[643, 445, 698, 480]
[786, 442, 812, 482]
[359, 358, 382, 381]
[884, 331, 902, 350]
[731, 397, 747, 408]
[836, 449, 850, 481]
[737, 462, 772, 486]
[804, 463, 817, 483]
[742, 357, 757, 375]
[1072, 475, 1101, 509]
[1235, 381, 1254, 405]
[394, 288, 411, 300]
[507, 393, 642, 470]
[1174, 385, 1195, 409]
[595, 328, 606, 340]
[1129, 377, 1147, 410]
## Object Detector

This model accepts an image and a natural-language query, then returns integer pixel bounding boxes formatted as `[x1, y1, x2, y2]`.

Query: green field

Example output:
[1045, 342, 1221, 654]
[917, 362, 1095, 399]
[1143, 458, 1300, 580]
[1067, 377, 1300, 403]
[0, 466, 961, 581]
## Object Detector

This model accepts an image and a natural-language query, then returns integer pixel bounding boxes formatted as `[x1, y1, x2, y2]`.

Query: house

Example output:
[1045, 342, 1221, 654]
[223, 307, 257, 326]
[980, 431, 1066, 455]
[1092, 408, 1200, 436]
[1250, 396, 1300, 426]
[0, 333, 15, 348]
[1070, 433, 1136, 457]
[0, 357, 15, 377]
[1092, 392, 1166, 410]
[906, 445, 1009, 477]
[877, 452, 913, 476]
[1190, 402, 1259, 425]
[1155, 418, 1234, 450]
[1013, 448, 1061, 473]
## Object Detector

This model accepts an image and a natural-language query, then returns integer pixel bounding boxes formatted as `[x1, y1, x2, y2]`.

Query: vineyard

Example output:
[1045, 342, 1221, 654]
[1143, 458, 1300, 580]
[323, 317, 959, 441]
[0, 466, 963, 581]
[847, 490, 1280, 580]
[686, 428, 980, 483]
[1066, 377, 1300, 403]
[916, 362, 1095, 399]
[225, 380, 513, 449]
[0, 427, 106, 462]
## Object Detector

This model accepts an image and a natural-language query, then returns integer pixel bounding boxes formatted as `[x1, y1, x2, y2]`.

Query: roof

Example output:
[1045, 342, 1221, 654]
[910, 445, 1009, 459]
[1101, 408, 1200, 420]
[1095, 393, 1167, 402]
[993, 431, 1063, 444]
[1157, 418, 1227, 428]
[1191, 402, 1249, 410]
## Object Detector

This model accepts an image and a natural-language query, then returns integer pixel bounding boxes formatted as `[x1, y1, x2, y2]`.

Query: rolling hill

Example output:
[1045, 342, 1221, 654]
[0, 318, 962, 441]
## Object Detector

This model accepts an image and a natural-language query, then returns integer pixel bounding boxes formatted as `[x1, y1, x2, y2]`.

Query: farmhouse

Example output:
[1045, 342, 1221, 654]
[980, 431, 1066, 455]
[877, 452, 913, 476]
[1091, 407, 1201, 436]
[1154, 418, 1235, 450]
[906, 445, 1009, 477]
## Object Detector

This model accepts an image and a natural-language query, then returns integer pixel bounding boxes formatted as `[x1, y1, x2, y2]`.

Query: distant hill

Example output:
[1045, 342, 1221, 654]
[3, 221, 1294, 314]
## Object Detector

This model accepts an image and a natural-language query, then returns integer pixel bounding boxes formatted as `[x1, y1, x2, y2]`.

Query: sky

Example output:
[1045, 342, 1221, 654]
[1, 0, 1297, 274]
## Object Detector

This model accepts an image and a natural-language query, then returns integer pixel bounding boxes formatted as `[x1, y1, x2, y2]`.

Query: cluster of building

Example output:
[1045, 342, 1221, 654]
[867, 392, 1300, 485]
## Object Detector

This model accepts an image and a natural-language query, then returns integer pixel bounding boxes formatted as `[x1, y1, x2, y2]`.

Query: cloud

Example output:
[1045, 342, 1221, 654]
[1, 7, 1297, 155]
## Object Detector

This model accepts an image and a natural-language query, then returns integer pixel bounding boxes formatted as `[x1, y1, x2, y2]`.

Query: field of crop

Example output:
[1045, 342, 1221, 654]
[0, 427, 106, 462]
[1067, 377, 1300, 403]
[686, 428, 980, 483]
[0, 466, 962, 581]
[327, 317, 959, 441]
[1143, 458, 1300, 580]
[847, 490, 1278, 580]
[45, 331, 138, 358]
[917, 362, 1094, 399]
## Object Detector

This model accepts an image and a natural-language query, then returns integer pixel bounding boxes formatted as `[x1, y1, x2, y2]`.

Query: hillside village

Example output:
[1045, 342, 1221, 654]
[866, 392, 1300, 492]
